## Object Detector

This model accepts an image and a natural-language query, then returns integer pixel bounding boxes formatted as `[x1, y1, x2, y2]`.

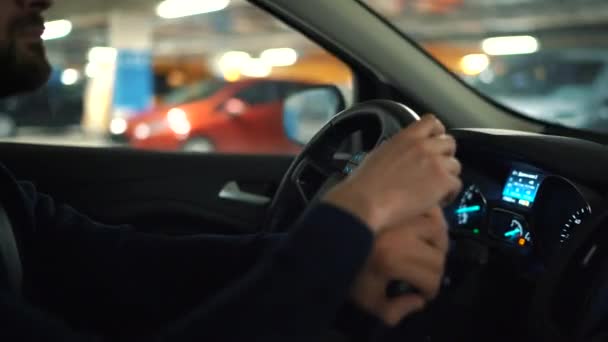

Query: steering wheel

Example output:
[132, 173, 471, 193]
[266, 100, 420, 233]
[531, 211, 608, 341]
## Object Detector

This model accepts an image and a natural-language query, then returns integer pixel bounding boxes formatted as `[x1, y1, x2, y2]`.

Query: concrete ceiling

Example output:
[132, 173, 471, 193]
[43, 0, 608, 64]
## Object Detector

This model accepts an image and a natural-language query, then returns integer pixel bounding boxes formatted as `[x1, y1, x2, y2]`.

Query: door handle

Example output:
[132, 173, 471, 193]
[218, 181, 271, 206]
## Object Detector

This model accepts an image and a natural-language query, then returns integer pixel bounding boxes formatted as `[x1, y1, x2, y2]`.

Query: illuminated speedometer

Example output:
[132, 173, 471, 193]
[560, 206, 592, 244]
[531, 176, 593, 261]
[455, 184, 486, 233]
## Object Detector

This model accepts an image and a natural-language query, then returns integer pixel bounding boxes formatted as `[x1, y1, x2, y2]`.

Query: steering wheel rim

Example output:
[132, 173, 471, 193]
[531, 211, 608, 341]
[265, 99, 421, 233]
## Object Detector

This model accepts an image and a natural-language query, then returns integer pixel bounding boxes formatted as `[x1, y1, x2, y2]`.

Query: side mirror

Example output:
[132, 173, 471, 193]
[282, 86, 345, 145]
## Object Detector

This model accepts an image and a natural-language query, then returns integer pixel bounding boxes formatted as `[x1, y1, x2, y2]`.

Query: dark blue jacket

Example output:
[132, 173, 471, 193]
[0, 164, 376, 341]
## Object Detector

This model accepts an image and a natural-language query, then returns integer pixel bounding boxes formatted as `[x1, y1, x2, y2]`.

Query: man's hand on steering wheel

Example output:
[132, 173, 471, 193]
[323, 114, 461, 232]
[323, 114, 462, 326]
[350, 207, 450, 326]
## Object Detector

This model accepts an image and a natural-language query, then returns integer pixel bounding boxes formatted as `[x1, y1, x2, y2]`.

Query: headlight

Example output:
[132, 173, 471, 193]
[167, 108, 191, 135]
[110, 118, 128, 135]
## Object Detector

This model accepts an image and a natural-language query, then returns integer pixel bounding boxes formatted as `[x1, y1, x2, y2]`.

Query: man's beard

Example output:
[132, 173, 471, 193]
[0, 20, 52, 98]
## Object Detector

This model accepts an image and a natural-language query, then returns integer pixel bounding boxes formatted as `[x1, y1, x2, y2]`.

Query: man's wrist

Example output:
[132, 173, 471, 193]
[322, 180, 382, 234]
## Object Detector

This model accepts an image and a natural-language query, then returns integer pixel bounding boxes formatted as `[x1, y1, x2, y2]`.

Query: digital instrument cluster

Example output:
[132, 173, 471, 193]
[449, 165, 592, 258]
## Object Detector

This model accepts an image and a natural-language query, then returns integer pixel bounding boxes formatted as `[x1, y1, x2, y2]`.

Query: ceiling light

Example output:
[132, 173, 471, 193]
[460, 54, 490, 76]
[61, 68, 80, 85]
[42, 19, 72, 40]
[217, 51, 250, 81]
[156, 0, 230, 19]
[260, 48, 298, 67]
[218, 51, 251, 69]
[223, 69, 241, 82]
[240, 58, 272, 78]
[482, 36, 539, 56]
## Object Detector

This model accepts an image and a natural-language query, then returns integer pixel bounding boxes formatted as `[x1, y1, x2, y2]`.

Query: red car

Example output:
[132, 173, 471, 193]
[120, 79, 315, 154]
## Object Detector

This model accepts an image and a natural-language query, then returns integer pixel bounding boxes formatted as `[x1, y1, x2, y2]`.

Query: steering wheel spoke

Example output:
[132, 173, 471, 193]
[265, 100, 421, 232]
[307, 157, 341, 176]
[290, 157, 343, 204]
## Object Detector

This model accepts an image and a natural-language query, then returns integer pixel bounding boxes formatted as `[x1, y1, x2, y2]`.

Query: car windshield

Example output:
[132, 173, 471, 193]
[472, 55, 604, 96]
[162, 80, 227, 106]
[363, 0, 608, 133]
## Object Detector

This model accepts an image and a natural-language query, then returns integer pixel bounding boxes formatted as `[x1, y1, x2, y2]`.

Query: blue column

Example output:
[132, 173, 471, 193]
[112, 49, 153, 118]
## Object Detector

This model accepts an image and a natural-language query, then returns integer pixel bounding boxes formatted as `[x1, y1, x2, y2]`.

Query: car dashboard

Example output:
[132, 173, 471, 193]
[447, 129, 607, 267]
[446, 159, 600, 265]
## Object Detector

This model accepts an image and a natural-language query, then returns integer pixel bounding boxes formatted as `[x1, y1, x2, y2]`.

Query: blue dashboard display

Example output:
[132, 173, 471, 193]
[502, 169, 543, 208]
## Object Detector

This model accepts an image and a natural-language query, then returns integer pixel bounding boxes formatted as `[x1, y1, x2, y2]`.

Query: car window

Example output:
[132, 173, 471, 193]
[163, 80, 227, 106]
[473, 57, 604, 96]
[0, 1, 353, 155]
[233, 82, 280, 105]
[363, 0, 608, 134]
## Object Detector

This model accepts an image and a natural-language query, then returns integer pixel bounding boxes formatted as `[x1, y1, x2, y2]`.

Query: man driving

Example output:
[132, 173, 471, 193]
[0, 0, 462, 340]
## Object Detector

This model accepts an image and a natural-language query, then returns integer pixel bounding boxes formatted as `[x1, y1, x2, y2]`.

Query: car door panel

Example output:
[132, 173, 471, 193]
[0, 143, 294, 235]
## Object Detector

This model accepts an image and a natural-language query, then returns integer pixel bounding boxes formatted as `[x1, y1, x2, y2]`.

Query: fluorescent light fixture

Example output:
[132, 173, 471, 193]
[156, 0, 230, 19]
[260, 48, 298, 67]
[241, 58, 272, 78]
[217, 51, 250, 81]
[460, 54, 490, 76]
[61, 68, 80, 85]
[218, 51, 250, 69]
[88, 47, 118, 64]
[110, 118, 128, 135]
[482, 36, 539, 56]
[42, 19, 72, 40]
[223, 69, 241, 82]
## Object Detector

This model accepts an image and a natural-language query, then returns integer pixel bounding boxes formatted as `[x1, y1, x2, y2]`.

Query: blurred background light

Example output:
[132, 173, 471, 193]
[84, 63, 100, 78]
[134, 123, 151, 140]
[482, 36, 539, 56]
[260, 48, 298, 67]
[61, 68, 80, 85]
[223, 69, 241, 82]
[240, 58, 272, 78]
[167, 108, 191, 135]
[157, 0, 230, 19]
[110, 118, 128, 135]
[88, 47, 118, 64]
[218, 51, 251, 69]
[460, 53, 490, 75]
[42, 20, 72, 40]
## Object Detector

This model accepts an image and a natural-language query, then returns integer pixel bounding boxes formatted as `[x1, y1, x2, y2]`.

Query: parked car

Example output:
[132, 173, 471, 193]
[113, 78, 317, 154]
[0, 83, 84, 137]
[470, 50, 608, 131]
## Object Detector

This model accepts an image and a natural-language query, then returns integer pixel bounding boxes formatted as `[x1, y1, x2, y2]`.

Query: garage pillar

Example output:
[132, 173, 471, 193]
[82, 12, 154, 134]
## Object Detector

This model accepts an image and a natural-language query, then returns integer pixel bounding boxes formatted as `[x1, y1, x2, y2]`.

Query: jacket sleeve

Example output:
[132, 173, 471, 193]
[15, 182, 374, 341]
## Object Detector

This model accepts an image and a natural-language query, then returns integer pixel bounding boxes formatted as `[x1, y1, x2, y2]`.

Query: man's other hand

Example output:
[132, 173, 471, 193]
[350, 208, 449, 326]
[323, 114, 461, 234]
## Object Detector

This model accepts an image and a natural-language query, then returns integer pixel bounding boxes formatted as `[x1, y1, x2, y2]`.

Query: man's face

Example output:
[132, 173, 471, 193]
[0, 0, 53, 97]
